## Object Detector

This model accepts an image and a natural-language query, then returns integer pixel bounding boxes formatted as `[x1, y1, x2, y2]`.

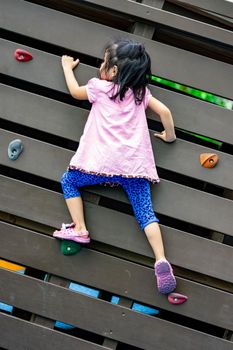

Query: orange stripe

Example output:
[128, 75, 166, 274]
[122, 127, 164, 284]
[0, 259, 25, 271]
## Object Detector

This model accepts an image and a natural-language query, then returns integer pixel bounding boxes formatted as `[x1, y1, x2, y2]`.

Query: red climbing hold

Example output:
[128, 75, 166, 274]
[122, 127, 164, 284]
[168, 293, 188, 305]
[14, 49, 33, 62]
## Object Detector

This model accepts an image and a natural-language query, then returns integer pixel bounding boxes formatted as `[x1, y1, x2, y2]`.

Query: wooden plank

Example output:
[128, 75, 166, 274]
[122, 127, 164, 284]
[92, 179, 233, 237]
[1, 130, 233, 236]
[0, 269, 232, 350]
[200, 11, 233, 27]
[132, 0, 165, 38]
[0, 313, 106, 350]
[1, 177, 233, 284]
[2, 47, 233, 145]
[146, 86, 233, 146]
[171, 0, 233, 19]
[1, 1, 233, 98]
[83, 0, 233, 45]
[0, 84, 89, 141]
[152, 139, 233, 191]
[1, 86, 233, 190]
[102, 338, 117, 349]
[0, 221, 233, 330]
[0, 39, 95, 94]
[166, 0, 233, 30]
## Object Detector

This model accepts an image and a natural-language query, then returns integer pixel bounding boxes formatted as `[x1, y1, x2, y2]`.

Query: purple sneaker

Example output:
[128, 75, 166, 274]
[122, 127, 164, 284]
[154, 258, 176, 294]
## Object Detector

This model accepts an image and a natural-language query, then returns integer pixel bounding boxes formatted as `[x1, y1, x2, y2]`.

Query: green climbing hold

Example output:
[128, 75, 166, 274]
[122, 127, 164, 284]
[61, 240, 82, 255]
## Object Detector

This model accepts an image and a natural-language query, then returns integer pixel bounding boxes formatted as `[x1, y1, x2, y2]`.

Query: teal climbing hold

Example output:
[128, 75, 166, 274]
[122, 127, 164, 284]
[8, 139, 23, 160]
[61, 240, 82, 255]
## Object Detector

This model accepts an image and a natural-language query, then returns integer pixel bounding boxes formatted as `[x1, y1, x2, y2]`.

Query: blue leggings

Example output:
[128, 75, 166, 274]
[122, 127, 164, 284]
[61, 169, 159, 231]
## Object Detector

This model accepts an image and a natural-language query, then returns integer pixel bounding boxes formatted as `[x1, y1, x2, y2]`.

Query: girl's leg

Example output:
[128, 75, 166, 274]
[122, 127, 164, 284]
[61, 170, 108, 234]
[144, 222, 165, 261]
[121, 178, 164, 261]
[121, 178, 176, 294]
[65, 197, 86, 232]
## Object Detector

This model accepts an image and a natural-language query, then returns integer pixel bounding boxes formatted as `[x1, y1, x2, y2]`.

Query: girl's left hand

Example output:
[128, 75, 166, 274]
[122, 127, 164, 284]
[61, 55, 80, 70]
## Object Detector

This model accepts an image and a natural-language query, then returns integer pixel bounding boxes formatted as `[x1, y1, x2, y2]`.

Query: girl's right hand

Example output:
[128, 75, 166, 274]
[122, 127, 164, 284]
[154, 130, 176, 143]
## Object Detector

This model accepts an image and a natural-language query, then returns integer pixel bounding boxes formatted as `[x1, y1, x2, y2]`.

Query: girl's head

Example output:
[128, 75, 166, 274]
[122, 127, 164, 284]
[99, 38, 151, 105]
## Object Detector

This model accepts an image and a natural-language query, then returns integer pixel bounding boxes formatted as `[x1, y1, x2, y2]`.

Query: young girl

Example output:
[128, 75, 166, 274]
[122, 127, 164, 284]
[53, 39, 177, 295]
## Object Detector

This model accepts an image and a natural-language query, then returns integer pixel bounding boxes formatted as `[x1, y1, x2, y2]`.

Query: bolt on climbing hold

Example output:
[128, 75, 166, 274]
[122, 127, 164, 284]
[14, 49, 33, 62]
[167, 293, 188, 305]
[8, 139, 23, 160]
[200, 153, 219, 168]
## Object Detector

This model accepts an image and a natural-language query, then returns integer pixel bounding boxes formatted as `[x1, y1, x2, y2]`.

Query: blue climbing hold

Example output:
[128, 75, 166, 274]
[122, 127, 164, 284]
[8, 139, 23, 160]
[111, 296, 160, 316]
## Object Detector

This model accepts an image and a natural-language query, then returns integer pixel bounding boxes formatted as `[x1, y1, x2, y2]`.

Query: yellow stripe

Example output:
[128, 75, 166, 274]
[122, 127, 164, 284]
[0, 259, 25, 271]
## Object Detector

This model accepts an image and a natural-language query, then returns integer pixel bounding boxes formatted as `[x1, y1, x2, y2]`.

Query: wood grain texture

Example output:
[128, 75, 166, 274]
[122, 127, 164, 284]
[0, 221, 233, 330]
[1, 84, 233, 188]
[1, 175, 233, 283]
[0, 312, 106, 350]
[1, 130, 233, 236]
[0, 268, 232, 350]
[1, 1, 233, 98]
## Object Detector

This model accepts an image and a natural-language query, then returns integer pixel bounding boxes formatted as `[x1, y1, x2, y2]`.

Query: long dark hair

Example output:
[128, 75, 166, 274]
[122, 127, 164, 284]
[101, 38, 151, 105]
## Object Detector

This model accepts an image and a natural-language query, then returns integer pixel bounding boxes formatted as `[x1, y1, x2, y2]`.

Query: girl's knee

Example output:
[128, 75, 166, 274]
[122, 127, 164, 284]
[61, 171, 69, 185]
[61, 171, 81, 198]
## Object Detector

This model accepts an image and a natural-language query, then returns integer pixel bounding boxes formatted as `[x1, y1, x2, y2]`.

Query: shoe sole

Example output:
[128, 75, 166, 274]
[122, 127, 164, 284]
[53, 232, 90, 244]
[155, 261, 176, 294]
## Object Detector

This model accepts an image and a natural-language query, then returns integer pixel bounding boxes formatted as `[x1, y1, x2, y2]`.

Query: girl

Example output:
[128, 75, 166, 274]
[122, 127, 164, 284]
[53, 39, 177, 295]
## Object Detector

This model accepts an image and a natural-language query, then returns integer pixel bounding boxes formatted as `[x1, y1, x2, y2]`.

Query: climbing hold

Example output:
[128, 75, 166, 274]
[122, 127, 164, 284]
[8, 139, 23, 160]
[54, 223, 82, 255]
[61, 240, 82, 255]
[168, 293, 188, 305]
[14, 49, 33, 62]
[200, 153, 219, 168]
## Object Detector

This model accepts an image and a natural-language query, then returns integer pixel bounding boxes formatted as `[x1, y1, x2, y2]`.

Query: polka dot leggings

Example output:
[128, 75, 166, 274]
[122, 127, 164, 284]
[61, 169, 159, 231]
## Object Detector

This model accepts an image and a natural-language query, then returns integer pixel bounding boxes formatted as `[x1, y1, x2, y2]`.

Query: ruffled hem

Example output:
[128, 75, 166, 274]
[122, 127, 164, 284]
[68, 165, 160, 187]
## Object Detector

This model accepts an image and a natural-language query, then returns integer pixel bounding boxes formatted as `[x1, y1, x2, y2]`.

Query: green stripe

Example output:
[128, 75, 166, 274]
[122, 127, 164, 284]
[176, 128, 222, 147]
[150, 76, 233, 110]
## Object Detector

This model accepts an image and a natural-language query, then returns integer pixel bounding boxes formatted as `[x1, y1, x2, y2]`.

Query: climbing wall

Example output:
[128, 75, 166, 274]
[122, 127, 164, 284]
[0, 0, 233, 349]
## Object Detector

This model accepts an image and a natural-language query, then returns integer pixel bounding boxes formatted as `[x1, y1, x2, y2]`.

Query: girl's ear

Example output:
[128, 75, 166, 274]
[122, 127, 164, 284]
[112, 65, 118, 77]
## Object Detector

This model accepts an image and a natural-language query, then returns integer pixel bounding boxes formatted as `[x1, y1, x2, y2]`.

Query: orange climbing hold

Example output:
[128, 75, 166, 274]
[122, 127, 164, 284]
[200, 153, 219, 168]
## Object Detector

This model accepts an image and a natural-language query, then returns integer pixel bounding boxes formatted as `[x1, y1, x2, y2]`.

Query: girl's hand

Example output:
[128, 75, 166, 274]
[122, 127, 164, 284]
[61, 55, 80, 70]
[154, 130, 176, 143]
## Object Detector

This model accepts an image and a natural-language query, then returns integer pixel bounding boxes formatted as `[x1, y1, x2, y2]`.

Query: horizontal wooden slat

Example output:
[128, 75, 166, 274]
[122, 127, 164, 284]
[153, 140, 233, 191]
[1, 84, 89, 141]
[83, 0, 233, 45]
[172, 0, 233, 19]
[1, 130, 233, 236]
[0, 313, 106, 350]
[146, 88, 233, 146]
[1, 0, 233, 98]
[0, 268, 232, 350]
[1, 176, 233, 283]
[1, 84, 233, 190]
[2, 39, 233, 145]
[0, 221, 233, 330]
[0, 39, 95, 93]
[2, 37, 233, 147]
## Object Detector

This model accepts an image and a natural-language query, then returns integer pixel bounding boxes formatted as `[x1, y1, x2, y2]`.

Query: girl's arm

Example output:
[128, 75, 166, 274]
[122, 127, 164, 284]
[148, 96, 176, 143]
[62, 55, 88, 100]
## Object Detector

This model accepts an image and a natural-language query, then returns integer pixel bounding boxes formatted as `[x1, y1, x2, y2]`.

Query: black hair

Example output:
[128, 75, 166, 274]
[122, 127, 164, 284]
[101, 38, 151, 105]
